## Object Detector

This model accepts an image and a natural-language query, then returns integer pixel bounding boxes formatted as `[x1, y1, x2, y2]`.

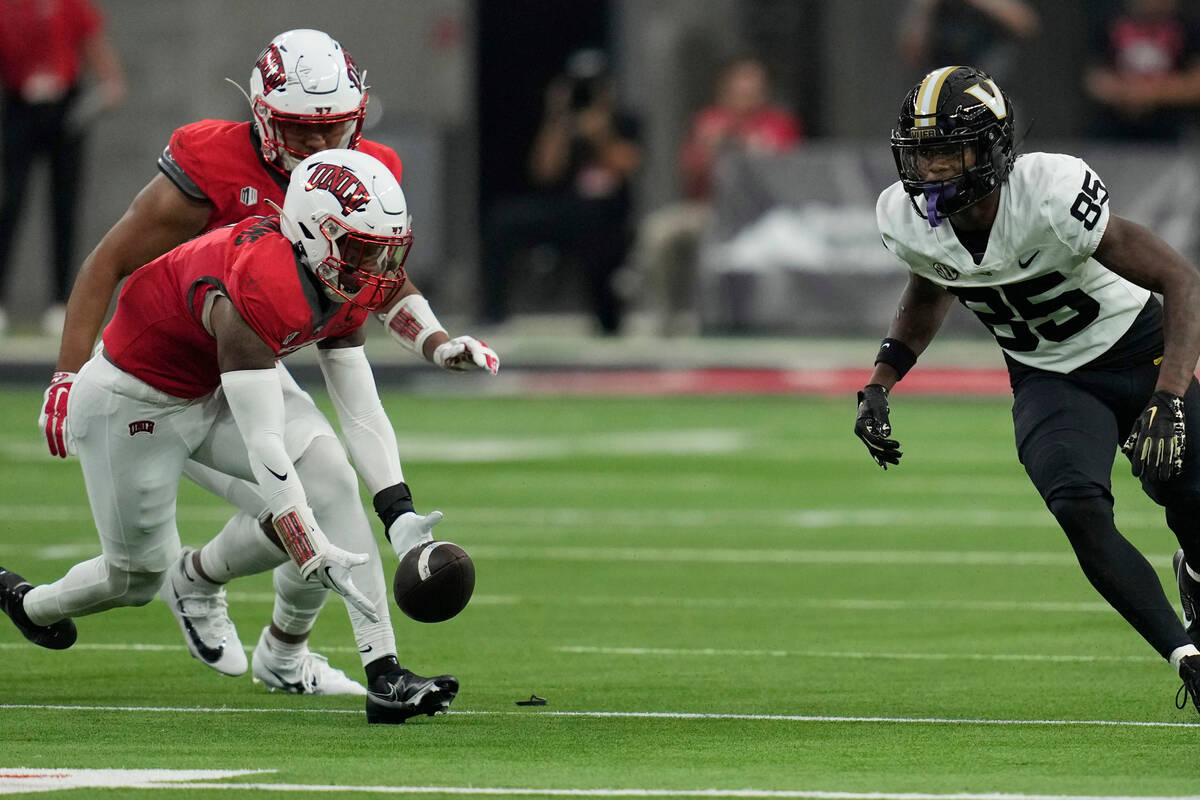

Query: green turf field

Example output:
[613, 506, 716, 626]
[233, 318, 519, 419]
[0, 388, 1195, 798]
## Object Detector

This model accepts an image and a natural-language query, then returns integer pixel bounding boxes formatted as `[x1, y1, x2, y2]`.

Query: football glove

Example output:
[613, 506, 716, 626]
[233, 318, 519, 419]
[855, 384, 902, 470]
[1123, 390, 1186, 482]
[38, 371, 76, 458]
[432, 336, 499, 375]
[306, 542, 380, 623]
[276, 506, 380, 624]
[387, 510, 444, 560]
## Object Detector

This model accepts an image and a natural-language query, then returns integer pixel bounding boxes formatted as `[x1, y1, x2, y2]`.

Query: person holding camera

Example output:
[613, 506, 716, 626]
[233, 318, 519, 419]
[480, 49, 642, 334]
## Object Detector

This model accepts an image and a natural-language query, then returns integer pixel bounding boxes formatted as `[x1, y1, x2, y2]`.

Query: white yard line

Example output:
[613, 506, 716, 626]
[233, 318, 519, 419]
[90, 784, 1200, 799]
[1, 704, 1193, 729]
[553, 645, 1154, 663]
[0, 641, 1148, 663]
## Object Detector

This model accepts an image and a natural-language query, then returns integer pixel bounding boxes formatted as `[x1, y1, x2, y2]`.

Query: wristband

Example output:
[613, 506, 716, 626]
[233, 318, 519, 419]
[272, 505, 329, 577]
[378, 295, 446, 358]
[374, 482, 415, 537]
[874, 338, 917, 381]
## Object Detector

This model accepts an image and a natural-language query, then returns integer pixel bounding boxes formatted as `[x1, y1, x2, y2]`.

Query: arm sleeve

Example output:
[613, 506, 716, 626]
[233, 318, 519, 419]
[221, 368, 328, 573]
[316, 345, 405, 495]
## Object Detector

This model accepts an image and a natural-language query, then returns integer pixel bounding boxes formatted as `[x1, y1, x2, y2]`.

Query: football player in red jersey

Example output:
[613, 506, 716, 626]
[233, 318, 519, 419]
[4, 149, 459, 724]
[35, 30, 494, 707]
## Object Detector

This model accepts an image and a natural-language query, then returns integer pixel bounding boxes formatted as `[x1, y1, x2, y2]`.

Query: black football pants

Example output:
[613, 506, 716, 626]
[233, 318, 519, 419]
[1011, 356, 1200, 659]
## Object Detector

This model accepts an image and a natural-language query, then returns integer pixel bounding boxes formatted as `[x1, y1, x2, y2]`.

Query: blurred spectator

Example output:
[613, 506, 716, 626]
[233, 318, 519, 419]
[480, 49, 641, 335]
[622, 56, 802, 335]
[1084, 0, 1200, 142]
[0, 0, 126, 337]
[897, 0, 1040, 83]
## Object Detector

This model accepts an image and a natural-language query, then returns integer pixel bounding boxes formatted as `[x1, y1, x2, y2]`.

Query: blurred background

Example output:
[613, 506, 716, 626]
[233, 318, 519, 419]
[3, 0, 1200, 354]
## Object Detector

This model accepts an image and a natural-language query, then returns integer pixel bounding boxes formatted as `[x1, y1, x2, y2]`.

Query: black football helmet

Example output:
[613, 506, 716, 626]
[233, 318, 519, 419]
[891, 65, 1016, 226]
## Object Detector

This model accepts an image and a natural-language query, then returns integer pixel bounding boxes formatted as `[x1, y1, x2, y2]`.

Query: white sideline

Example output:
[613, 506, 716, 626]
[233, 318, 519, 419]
[1, 704, 1196, 729]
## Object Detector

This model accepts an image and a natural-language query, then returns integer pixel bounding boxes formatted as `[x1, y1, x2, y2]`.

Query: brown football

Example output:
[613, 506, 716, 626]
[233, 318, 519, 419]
[393, 540, 475, 623]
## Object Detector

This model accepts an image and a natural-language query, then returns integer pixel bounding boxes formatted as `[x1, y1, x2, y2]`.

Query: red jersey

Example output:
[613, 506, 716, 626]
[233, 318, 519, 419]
[102, 216, 370, 399]
[0, 0, 102, 93]
[157, 119, 404, 234]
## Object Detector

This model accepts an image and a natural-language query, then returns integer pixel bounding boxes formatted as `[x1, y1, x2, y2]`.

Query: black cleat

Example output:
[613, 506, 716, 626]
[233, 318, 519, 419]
[1177, 655, 1200, 715]
[1174, 549, 1200, 645]
[0, 567, 76, 650]
[365, 668, 458, 724]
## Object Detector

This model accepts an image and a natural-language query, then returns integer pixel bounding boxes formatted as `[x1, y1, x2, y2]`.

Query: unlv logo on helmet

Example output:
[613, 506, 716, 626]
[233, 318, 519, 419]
[255, 44, 287, 95]
[345, 51, 364, 93]
[304, 162, 370, 214]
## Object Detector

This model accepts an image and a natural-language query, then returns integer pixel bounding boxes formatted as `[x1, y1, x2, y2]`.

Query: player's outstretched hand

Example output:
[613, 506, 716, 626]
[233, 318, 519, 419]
[38, 371, 76, 459]
[433, 336, 499, 374]
[855, 384, 902, 470]
[306, 544, 380, 623]
[387, 510, 444, 560]
[1123, 390, 1186, 482]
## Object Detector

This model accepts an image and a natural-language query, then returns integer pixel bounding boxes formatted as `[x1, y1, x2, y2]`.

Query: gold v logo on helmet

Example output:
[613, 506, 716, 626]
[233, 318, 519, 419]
[965, 80, 1008, 120]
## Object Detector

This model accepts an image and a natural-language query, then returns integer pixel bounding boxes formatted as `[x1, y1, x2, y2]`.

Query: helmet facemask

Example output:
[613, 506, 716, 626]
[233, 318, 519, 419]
[312, 214, 411, 310]
[254, 98, 366, 173]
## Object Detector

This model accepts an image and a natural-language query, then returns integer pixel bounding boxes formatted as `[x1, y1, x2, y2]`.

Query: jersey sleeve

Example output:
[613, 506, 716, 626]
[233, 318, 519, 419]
[1039, 154, 1110, 261]
[158, 125, 213, 203]
[158, 134, 209, 203]
[875, 182, 917, 268]
[224, 237, 310, 355]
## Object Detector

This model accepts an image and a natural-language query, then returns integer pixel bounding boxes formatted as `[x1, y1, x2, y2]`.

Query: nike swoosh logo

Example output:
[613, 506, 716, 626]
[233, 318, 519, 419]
[174, 587, 226, 664]
[265, 464, 288, 481]
[359, 645, 373, 654]
[1018, 251, 1039, 269]
[264, 665, 307, 694]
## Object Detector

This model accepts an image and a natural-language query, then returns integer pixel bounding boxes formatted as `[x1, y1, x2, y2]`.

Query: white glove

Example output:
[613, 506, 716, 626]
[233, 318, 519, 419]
[387, 510, 444, 559]
[277, 506, 379, 623]
[432, 336, 499, 375]
[304, 542, 380, 623]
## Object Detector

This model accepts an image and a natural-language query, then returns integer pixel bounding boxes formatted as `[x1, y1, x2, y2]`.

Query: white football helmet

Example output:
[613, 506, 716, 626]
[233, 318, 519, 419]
[280, 149, 412, 311]
[250, 29, 367, 173]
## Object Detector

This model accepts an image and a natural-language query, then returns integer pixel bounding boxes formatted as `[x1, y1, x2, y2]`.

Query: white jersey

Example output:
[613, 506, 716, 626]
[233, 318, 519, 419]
[877, 152, 1150, 373]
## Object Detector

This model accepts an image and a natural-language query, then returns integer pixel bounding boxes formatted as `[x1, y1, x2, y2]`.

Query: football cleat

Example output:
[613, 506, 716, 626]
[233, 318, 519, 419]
[1174, 549, 1200, 645]
[1177, 654, 1200, 715]
[162, 547, 246, 676]
[365, 667, 458, 724]
[0, 566, 76, 649]
[251, 628, 366, 696]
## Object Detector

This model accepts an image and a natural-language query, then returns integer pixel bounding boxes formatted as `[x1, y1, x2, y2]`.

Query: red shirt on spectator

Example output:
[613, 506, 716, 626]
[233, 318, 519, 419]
[679, 107, 802, 200]
[0, 0, 103, 95]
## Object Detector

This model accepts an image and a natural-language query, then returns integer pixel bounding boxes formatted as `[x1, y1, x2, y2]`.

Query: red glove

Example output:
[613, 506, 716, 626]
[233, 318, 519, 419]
[39, 371, 76, 458]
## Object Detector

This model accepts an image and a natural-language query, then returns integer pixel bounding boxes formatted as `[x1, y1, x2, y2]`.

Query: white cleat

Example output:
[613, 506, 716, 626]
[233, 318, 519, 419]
[251, 628, 367, 696]
[162, 547, 247, 676]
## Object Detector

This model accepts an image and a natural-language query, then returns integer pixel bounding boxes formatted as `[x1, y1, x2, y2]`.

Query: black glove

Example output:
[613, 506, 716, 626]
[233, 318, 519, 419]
[1122, 390, 1186, 481]
[855, 384, 902, 469]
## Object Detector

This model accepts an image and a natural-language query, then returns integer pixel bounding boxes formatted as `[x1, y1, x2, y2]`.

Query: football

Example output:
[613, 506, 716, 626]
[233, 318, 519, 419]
[393, 540, 475, 623]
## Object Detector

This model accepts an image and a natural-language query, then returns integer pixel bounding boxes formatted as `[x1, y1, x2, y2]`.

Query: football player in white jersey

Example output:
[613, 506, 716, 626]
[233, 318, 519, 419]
[854, 66, 1200, 713]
